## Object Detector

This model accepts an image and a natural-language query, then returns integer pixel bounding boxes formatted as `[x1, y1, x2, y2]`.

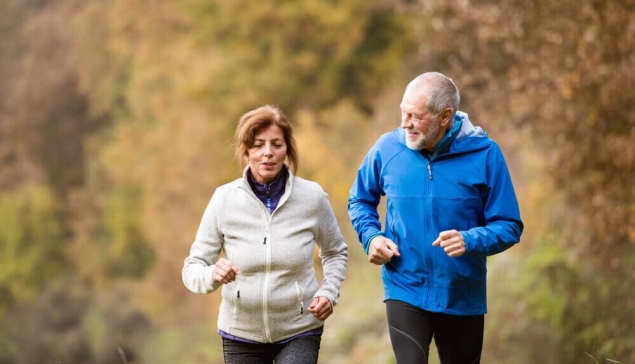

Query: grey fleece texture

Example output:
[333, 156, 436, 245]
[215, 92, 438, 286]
[182, 168, 348, 343]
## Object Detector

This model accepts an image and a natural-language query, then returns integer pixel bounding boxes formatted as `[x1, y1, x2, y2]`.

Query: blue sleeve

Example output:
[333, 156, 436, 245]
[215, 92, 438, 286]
[347, 145, 385, 255]
[462, 143, 524, 255]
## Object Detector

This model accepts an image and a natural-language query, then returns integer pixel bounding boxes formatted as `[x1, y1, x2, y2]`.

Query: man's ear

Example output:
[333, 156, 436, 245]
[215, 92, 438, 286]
[439, 108, 453, 126]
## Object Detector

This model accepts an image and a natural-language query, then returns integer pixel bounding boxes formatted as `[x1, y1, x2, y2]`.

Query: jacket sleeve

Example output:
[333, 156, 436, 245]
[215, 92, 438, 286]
[313, 192, 348, 307]
[462, 143, 524, 256]
[182, 191, 224, 294]
[347, 146, 385, 254]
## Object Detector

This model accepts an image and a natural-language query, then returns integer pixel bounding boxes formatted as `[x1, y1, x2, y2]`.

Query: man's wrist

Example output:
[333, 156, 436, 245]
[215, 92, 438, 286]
[364, 231, 384, 254]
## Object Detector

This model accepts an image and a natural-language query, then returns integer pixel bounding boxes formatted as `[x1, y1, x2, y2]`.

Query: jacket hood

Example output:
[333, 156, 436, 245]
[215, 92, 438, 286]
[454, 111, 486, 140]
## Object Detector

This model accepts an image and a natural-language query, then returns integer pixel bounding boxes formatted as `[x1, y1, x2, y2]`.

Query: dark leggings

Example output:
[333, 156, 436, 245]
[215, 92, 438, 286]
[222, 335, 321, 364]
[386, 300, 484, 364]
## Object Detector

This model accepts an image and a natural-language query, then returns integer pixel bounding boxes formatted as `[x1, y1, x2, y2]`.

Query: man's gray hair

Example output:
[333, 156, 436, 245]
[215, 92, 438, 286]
[407, 72, 460, 116]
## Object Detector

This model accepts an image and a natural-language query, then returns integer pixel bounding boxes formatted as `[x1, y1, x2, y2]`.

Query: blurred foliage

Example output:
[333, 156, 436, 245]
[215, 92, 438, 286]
[0, 0, 633, 363]
[102, 185, 155, 279]
[183, 0, 416, 114]
[0, 184, 66, 317]
[0, 278, 151, 364]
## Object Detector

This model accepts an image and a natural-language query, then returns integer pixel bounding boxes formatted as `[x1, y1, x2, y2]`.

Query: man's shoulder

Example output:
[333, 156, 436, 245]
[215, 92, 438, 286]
[372, 128, 408, 154]
[379, 128, 405, 143]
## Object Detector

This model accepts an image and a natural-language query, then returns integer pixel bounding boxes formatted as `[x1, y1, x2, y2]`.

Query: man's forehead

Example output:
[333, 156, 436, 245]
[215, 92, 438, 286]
[401, 92, 427, 109]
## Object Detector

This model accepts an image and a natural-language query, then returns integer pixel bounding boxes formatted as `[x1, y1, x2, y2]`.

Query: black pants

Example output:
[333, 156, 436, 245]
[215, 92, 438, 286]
[386, 299, 484, 364]
[222, 335, 321, 364]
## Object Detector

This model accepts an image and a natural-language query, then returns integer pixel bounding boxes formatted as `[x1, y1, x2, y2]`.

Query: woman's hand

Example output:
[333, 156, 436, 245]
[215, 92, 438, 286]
[212, 258, 241, 284]
[308, 296, 333, 321]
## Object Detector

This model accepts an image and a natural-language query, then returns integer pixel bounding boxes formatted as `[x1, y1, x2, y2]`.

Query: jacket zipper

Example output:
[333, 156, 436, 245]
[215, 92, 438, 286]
[424, 147, 442, 181]
[261, 210, 273, 342]
[423, 152, 438, 309]
[295, 281, 304, 315]
[231, 278, 240, 325]
[265, 184, 272, 212]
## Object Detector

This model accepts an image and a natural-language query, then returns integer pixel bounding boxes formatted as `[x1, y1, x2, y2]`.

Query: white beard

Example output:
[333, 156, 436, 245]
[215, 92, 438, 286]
[405, 118, 440, 150]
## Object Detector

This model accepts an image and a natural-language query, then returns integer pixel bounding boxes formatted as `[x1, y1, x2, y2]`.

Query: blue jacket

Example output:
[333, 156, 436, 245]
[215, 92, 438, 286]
[348, 112, 523, 315]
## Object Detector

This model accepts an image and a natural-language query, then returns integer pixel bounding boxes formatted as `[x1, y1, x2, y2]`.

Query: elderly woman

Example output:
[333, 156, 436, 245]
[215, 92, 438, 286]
[182, 105, 348, 364]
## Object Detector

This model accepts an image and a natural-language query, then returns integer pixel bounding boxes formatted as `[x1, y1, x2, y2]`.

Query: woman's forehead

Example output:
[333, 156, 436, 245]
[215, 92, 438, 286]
[253, 124, 284, 139]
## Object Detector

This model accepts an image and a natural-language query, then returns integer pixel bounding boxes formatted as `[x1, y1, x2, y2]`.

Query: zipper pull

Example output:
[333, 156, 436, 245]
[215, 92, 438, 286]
[237, 290, 240, 298]
[427, 161, 433, 180]
[263, 237, 267, 245]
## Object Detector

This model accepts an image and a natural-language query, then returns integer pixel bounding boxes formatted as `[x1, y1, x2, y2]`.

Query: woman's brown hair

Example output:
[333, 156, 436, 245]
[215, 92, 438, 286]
[234, 105, 299, 174]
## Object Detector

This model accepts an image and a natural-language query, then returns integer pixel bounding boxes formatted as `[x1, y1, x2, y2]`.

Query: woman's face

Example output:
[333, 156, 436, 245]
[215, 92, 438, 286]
[246, 124, 287, 184]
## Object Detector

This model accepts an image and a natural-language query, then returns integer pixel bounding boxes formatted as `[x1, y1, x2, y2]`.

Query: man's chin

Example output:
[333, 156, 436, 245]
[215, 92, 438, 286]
[405, 139, 423, 150]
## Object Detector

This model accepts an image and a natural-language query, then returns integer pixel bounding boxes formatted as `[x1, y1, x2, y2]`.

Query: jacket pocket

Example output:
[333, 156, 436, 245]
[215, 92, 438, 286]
[386, 202, 402, 245]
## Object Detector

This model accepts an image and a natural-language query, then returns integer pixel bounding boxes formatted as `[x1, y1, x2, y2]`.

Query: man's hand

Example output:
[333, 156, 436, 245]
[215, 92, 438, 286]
[308, 296, 333, 321]
[432, 229, 466, 257]
[212, 258, 241, 284]
[368, 236, 400, 265]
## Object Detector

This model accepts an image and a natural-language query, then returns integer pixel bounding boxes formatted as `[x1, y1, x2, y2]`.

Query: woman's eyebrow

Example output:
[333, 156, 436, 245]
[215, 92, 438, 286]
[253, 137, 283, 143]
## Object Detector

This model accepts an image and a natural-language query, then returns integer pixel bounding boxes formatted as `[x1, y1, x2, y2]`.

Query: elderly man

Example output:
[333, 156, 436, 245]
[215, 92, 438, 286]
[348, 72, 523, 364]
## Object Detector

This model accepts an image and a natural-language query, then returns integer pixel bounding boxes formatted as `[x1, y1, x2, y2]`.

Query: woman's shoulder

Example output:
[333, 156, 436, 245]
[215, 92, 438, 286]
[210, 177, 248, 201]
[290, 176, 327, 200]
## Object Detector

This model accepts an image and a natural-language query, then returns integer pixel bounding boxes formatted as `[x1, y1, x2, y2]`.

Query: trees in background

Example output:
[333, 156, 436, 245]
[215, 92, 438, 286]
[0, 0, 633, 362]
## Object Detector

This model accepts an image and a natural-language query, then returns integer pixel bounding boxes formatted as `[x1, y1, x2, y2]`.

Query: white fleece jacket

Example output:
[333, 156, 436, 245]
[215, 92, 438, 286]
[182, 167, 348, 343]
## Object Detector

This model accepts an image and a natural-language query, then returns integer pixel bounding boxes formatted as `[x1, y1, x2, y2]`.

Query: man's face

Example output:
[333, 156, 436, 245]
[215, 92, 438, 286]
[400, 89, 441, 151]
